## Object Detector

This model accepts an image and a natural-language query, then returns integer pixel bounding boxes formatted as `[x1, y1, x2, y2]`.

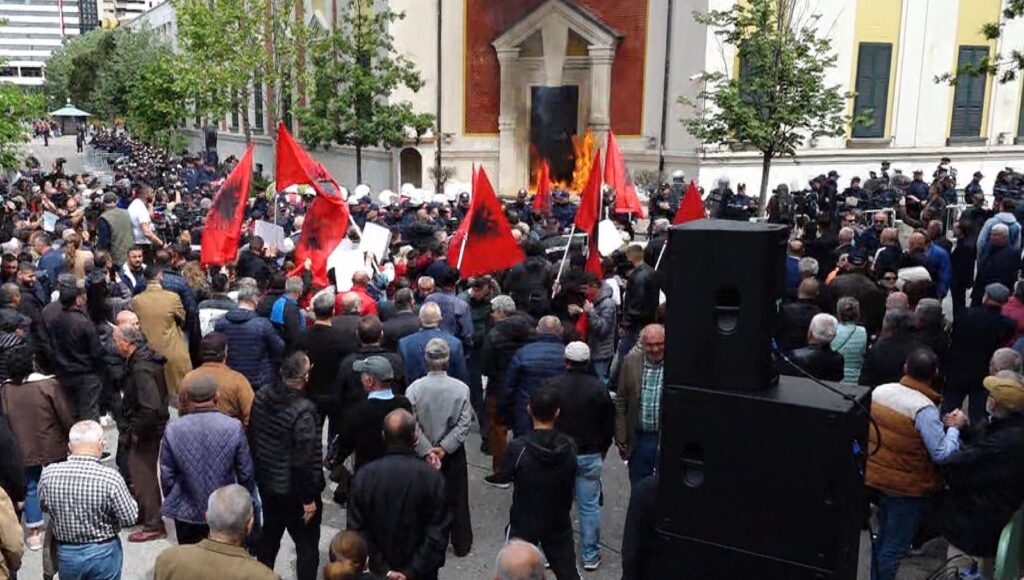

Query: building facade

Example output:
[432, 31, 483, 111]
[0, 0, 86, 86]
[150, 0, 1024, 196]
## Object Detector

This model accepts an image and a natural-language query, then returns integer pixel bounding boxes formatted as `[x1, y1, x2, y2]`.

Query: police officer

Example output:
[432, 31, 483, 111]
[551, 190, 577, 231]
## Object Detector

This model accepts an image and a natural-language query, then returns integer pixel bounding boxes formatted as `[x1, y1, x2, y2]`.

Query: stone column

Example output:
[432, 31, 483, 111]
[588, 45, 615, 153]
[497, 47, 520, 194]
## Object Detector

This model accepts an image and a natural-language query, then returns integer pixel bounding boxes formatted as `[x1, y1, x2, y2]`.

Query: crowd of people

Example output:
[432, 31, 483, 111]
[0, 128, 1021, 580]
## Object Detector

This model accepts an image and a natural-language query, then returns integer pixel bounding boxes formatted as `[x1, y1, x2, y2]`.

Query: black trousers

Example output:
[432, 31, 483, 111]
[257, 494, 322, 580]
[509, 526, 580, 580]
[61, 373, 102, 422]
[174, 520, 208, 545]
[441, 446, 473, 555]
[466, 348, 487, 442]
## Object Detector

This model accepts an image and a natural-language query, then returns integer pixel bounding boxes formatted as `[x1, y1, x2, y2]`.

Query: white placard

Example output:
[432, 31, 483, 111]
[327, 247, 366, 292]
[597, 219, 622, 257]
[360, 222, 392, 261]
[42, 211, 58, 232]
[253, 220, 286, 251]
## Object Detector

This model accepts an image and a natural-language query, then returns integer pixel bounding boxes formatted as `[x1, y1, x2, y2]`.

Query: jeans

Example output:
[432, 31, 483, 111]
[24, 465, 44, 528]
[628, 432, 658, 488]
[871, 493, 930, 580]
[57, 538, 123, 580]
[575, 453, 603, 564]
[592, 359, 612, 387]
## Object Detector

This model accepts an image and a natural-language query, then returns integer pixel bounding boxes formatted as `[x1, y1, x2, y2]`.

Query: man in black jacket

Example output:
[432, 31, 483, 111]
[614, 244, 659, 386]
[776, 313, 845, 382]
[17, 262, 49, 372]
[51, 275, 105, 421]
[336, 316, 407, 413]
[941, 370, 1024, 577]
[331, 356, 412, 472]
[348, 408, 449, 580]
[491, 388, 580, 580]
[544, 342, 614, 571]
[481, 295, 534, 475]
[297, 292, 356, 435]
[382, 288, 419, 350]
[971, 224, 1020, 307]
[235, 235, 273, 288]
[950, 220, 977, 318]
[248, 352, 324, 580]
[776, 278, 821, 352]
[859, 309, 927, 387]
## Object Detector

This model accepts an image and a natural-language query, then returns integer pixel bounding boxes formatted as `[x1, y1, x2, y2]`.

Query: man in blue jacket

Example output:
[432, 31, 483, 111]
[504, 316, 565, 435]
[214, 284, 284, 390]
[398, 302, 469, 385]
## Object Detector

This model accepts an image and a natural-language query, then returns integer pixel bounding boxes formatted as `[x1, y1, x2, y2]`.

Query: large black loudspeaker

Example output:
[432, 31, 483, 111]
[663, 220, 788, 391]
[654, 379, 870, 579]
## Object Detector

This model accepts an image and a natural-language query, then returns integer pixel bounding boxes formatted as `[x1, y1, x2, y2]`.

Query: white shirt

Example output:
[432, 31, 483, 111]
[127, 198, 151, 245]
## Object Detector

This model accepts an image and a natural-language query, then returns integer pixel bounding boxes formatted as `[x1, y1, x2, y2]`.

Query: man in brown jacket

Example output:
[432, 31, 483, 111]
[179, 333, 255, 427]
[153, 484, 275, 580]
[132, 266, 191, 399]
[615, 324, 664, 489]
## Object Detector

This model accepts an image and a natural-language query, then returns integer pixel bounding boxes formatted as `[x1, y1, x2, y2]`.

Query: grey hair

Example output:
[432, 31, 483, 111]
[425, 337, 450, 371]
[838, 227, 855, 243]
[991, 348, 1023, 374]
[798, 257, 819, 277]
[496, 539, 546, 580]
[206, 484, 253, 537]
[68, 420, 104, 445]
[237, 284, 260, 304]
[284, 276, 303, 295]
[809, 313, 838, 343]
[491, 294, 516, 315]
[836, 296, 860, 323]
[117, 326, 147, 348]
[992, 223, 1010, 236]
[312, 291, 335, 318]
[537, 315, 562, 336]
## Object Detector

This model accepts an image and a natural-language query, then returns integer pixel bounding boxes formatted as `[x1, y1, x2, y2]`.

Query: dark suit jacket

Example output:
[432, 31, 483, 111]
[382, 311, 420, 351]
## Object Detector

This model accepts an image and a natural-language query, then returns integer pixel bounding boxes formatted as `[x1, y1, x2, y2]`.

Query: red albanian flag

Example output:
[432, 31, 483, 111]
[275, 122, 341, 198]
[673, 180, 707, 224]
[447, 166, 525, 278]
[577, 150, 604, 278]
[604, 131, 644, 217]
[289, 192, 351, 287]
[201, 145, 254, 267]
[531, 159, 552, 216]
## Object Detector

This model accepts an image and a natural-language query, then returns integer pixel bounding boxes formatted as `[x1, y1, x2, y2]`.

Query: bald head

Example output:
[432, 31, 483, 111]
[383, 408, 417, 448]
[340, 292, 362, 314]
[797, 277, 819, 301]
[788, 239, 804, 257]
[420, 302, 442, 328]
[886, 292, 909, 311]
[495, 540, 546, 580]
[880, 227, 898, 245]
[116, 310, 139, 329]
[908, 231, 928, 253]
[352, 270, 370, 286]
[537, 315, 562, 336]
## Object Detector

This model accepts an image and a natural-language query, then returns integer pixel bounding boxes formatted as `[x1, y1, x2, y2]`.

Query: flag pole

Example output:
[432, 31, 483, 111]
[552, 224, 576, 298]
[456, 233, 468, 270]
[655, 238, 668, 271]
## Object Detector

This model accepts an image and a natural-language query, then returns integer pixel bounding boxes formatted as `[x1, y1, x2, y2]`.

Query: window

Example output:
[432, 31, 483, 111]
[950, 46, 989, 138]
[20, 66, 42, 78]
[851, 42, 892, 139]
[253, 75, 264, 133]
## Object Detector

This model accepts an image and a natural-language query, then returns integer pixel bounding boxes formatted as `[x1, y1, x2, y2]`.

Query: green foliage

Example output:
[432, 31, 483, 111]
[0, 85, 44, 169]
[297, 0, 434, 181]
[937, 0, 1023, 84]
[680, 0, 853, 213]
[125, 52, 189, 149]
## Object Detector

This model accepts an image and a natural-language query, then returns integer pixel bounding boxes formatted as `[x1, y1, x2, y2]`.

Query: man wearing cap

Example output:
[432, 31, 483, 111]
[908, 169, 930, 200]
[406, 338, 473, 556]
[551, 190, 577, 231]
[940, 370, 1024, 577]
[398, 302, 470, 385]
[332, 355, 412, 473]
[50, 274, 105, 421]
[867, 348, 964, 580]
[159, 375, 255, 545]
[543, 341, 615, 571]
[946, 283, 1016, 424]
[964, 171, 985, 201]
[96, 191, 135, 268]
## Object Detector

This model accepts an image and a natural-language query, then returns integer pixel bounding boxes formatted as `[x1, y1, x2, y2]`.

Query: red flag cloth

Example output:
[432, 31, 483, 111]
[574, 149, 602, 233]
[604, 131, 644, 217]
[201, 145, 254, 267]
[673, 180, 707, 224]
[289, 192, 352, 287]
[447, 167, 525, 278]
[275, 122, 341, 198]
[531, 159, 552, 216]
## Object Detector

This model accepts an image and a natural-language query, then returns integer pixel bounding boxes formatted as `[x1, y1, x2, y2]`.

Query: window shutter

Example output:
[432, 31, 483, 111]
[852, 43, 892, 139]
[950, 46, 989, 138]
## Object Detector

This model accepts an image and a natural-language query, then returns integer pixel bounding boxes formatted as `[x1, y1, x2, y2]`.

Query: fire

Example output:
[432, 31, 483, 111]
[528, 128, 596, 195]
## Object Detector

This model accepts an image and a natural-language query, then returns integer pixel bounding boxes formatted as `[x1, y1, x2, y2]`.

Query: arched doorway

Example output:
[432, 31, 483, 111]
[400, 148, 423, 188]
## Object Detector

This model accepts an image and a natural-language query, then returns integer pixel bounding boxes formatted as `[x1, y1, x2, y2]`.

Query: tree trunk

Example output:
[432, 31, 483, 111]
[241, 86, 252, 144]
[355, 145, 363, 185]
[757, 150, 772, 217]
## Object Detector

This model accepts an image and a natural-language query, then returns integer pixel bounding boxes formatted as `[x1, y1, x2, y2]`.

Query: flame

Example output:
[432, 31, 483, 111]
[528, 128, 596, 195]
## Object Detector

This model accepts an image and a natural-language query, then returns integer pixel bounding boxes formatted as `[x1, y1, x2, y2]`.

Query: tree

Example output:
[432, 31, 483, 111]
[93, 27, 170, 122]
[0, 84, 44, 170]
[125, 52, 190, 149]
[43, 29, 117, 112]
[297, 0, 434, 184]
[680, 0, 855, 215]
[939, 1, 1023, 84]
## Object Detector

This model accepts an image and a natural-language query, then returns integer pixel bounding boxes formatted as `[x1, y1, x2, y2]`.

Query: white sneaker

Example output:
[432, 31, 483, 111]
[99, 415, 113, 428]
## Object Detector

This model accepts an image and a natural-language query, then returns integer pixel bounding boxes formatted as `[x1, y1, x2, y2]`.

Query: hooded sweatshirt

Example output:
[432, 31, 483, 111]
[492, 428, 577, 539]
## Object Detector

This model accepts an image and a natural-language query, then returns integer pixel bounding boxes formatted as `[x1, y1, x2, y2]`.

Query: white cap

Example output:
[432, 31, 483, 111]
[408, 191, 424, 206]
[282, 238, 295, 253]
[354, 184, 371, 199]
[565, 341, 591, 362]
[400, 182, 415, 195]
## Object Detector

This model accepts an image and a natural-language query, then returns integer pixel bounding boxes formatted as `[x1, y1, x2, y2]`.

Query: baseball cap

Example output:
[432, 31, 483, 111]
[565, 341, 591, 362]
[848, 251, 868, 267]
[986, 283, 1011, 304]
[353, 356, 394, 382]
[983, 372, 1024, 412]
